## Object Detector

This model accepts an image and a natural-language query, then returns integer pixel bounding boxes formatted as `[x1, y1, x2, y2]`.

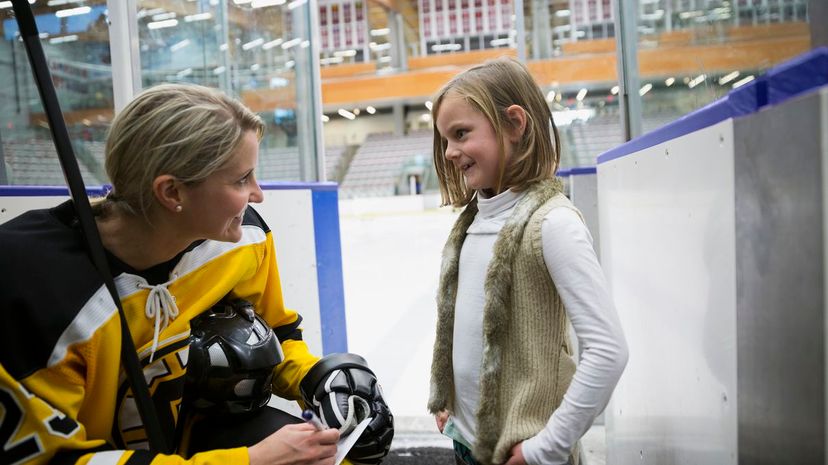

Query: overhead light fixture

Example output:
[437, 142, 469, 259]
[555, 9, 570, 17]
[338, 109, 356, 120]
[610, 85, 619, 95]
[148, 19, 178, 30]
[334, 49, 357, 57]
[213, 66, 226, 75]
[281, 38, 301, 49]
[546, 90, 556, 102]
[287, 0, 306, 9]
[576, 88, 588, 101]
[425, 101, 433, 111]
[170, 39, 191, 52]
[252, 0, 285, 7]
[431, 43, 461, 52]
[665, 77, 675, 86]
[55, 6, 91, 17]
[184, 12, 213, 22]
[732, 75, 754, 88]
[639, 83, 652, 96]
[718, 70, 740, 85]
[688, 74, 706, 88]
[262, 38, 283, 50]
[176, 68, 193, 78]
[366, 106, 376, 114]
[321, 114, 330, 122]
[242, 38, 264, 50]
[151, 12, 177, 21]
[370, 28, 390, 37]
[320, 56, 345, 65]
[49, 34, 78, 44]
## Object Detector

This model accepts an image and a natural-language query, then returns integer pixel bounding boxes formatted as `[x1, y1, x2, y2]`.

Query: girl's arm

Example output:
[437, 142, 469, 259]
[519, 207, 628, 465]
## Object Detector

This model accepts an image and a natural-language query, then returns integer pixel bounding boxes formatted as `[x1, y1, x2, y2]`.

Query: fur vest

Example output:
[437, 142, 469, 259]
[428, 179, 580, 465]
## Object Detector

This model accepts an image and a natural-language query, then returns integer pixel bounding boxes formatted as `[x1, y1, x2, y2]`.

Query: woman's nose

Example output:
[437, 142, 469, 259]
[249, 178, 264, 203]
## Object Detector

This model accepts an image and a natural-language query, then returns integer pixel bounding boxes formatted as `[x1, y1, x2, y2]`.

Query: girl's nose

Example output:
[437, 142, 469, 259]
[445, 143, 459, 160]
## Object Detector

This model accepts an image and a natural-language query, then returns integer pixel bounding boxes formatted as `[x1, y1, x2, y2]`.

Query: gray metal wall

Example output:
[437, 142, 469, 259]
[734, 87, 827, 464]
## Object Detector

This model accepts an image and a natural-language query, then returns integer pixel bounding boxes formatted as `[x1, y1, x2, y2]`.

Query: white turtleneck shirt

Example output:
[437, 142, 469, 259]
[450, 188, 628, 465]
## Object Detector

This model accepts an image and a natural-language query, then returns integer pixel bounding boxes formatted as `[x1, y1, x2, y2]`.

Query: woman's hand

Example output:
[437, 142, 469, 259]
[248, 423, 340, 465]
[502, 442, 527, 465]
[435, 411, 449, 433]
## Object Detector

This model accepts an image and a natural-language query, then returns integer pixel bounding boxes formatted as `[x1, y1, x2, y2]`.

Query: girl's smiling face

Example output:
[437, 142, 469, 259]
[435, 94, 512, 193]
[179, 130, 264, 243]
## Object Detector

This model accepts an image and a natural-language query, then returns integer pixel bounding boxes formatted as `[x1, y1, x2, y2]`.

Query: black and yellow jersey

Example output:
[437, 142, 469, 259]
[0, 200, 320, 465]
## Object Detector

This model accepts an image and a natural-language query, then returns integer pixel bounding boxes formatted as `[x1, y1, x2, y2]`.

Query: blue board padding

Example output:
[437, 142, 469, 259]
[597, 47, 828, 165]
[311, 189, 348, 354]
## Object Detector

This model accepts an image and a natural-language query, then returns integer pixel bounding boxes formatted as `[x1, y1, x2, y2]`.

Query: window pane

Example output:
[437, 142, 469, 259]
[136, 0, 321, 181]
[1, 1, 113, 186]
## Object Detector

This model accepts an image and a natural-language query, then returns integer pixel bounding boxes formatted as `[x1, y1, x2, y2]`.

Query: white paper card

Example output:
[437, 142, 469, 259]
[335, 416, 372, 465]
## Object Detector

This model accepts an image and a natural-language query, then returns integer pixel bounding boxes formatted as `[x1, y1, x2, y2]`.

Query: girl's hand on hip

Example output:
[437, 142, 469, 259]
[502, 442, 527, 465]
[248, 422, 340, 465]
[435, 410, 449, 433]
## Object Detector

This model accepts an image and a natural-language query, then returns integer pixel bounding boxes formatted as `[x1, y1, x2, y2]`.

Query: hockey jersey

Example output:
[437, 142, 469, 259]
[0, 200, 319, 465]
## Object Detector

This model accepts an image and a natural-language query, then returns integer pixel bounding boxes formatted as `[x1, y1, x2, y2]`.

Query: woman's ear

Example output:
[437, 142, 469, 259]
[504, 105, 527, 143]
[152, 174, 184, 213]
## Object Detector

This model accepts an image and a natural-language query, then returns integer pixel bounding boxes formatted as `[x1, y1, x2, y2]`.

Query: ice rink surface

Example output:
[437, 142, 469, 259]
[338, 195, 607, 464]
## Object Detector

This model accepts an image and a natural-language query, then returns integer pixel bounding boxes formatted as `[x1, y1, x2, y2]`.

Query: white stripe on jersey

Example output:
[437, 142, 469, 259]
[46, 225, 267, 368]
[172, 225, 266, 280]
[86, 450, 125, 465]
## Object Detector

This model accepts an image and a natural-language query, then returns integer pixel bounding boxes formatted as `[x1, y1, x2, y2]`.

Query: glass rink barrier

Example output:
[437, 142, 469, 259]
[597, 47, 828, 464]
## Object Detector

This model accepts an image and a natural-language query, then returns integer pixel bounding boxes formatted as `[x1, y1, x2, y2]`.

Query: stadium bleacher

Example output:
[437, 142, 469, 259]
[339, 130, 432, 198]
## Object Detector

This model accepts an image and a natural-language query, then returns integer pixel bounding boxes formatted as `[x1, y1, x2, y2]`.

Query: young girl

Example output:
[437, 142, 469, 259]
[428, 57, 628, 465]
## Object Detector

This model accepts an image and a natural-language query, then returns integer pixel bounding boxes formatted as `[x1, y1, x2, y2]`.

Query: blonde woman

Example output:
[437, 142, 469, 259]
[0, 84, 392, 465]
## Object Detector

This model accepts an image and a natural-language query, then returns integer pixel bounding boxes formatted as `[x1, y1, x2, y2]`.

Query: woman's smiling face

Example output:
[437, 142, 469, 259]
[179, 130, 264, 243]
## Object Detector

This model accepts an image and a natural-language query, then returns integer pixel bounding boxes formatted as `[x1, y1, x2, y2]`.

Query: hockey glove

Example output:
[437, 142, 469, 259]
[300, 353, 394, 464]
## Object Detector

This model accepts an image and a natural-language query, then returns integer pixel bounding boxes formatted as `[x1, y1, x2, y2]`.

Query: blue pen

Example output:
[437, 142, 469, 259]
[302, 409, 328, 431]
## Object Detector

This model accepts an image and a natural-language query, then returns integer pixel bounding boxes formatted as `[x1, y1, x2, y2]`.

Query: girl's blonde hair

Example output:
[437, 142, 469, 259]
[101, 83, 264, 219]
[431, 57, 560, 207]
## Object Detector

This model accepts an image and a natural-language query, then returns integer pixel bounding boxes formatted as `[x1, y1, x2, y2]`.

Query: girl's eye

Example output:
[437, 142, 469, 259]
[238, 173, 252, 185]
[456, 129, 467, 139]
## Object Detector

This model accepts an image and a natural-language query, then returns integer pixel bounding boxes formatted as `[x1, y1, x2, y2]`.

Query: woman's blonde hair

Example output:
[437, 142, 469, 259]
[431, 56, 560, 207]
[101, 83, 264, 219]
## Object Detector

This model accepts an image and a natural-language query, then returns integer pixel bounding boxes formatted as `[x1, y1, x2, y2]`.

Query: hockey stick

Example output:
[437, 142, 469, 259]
[11, 1, 171, 454]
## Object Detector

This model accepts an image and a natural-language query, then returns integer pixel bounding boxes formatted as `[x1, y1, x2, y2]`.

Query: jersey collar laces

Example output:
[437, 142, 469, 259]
[139, 281, 180, 363]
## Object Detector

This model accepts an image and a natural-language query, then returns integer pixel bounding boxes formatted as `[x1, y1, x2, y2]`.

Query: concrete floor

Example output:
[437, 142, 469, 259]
[339, 195, 607, 464]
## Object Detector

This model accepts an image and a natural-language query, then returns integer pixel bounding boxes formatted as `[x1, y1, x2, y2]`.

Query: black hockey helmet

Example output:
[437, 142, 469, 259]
[186, 299, 284, 415]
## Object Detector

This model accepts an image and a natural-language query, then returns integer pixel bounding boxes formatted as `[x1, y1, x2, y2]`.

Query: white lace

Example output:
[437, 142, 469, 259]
[138, 280, 180, 363]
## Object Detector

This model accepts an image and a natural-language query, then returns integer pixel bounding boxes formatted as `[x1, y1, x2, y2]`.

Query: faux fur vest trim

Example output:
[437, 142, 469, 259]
[428, 178, 579, 465]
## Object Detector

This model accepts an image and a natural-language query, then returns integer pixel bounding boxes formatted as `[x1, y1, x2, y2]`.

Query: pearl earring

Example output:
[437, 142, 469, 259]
[175, 205, 183, 212]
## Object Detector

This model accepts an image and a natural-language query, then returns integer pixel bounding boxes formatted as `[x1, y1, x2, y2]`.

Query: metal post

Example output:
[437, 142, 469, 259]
[810, 0, 827, 48]
[514, 0, 526, 61]
[107, 0, 141, 112]
[307, 0, 326, 181]
[219, 0, 233, 93]
[613, 0, 642, 141]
